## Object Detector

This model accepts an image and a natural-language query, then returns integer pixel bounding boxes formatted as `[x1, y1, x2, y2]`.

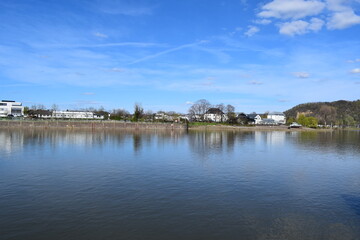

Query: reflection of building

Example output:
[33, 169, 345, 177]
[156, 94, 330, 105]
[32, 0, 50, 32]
[52, 111, 104, 119]
[0, 131, 24, 155]
[255, 131, 286, 146]
[0, 100, 24, 117]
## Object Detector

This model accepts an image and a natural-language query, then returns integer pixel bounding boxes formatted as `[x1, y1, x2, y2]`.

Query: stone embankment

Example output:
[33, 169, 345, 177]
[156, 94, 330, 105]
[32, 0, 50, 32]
[0, 120, 187, 130]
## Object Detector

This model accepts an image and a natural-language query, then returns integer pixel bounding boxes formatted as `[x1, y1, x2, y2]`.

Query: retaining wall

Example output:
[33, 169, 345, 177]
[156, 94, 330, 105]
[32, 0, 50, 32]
[0, 120, 187, 130]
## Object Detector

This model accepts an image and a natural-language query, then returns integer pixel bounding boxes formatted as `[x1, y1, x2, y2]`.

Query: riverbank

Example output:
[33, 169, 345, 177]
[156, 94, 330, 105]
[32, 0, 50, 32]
[0, 120, 344, 131]
[0, 120, 187, 130]
[188, 124, 335, 131]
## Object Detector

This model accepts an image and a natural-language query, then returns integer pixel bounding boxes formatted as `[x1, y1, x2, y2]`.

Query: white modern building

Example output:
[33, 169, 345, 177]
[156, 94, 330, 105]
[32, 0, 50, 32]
[52, 111, 104, 119]
[0, 100, 24, 117]
[267, 112, 286, 124]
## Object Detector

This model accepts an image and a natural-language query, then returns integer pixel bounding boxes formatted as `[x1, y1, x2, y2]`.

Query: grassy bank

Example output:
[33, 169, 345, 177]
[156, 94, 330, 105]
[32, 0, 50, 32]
[188, 123, 335, 131]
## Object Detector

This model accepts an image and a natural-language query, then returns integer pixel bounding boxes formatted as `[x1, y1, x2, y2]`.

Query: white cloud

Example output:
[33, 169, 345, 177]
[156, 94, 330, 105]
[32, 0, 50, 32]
[279, 18, 324, 35]
[258, 0, 325, 19]
[351, 68, 360, 73]
[255, 0, 360, 35]
[327, 10, 360, 29]
[185, 101, 194, 105]
[82, 92, 95, 95]
[254, 19, 272, 25]
[244, 26, 260, 36]
[293, 72, 310, 78]
[326, 0, 352, 12]
[307, 18, 324, 31]
[94, 32, 108, 38]
[325, 0, 360, 29]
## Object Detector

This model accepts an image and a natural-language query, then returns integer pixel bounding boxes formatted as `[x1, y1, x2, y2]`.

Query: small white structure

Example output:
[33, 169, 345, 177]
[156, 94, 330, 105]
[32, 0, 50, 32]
[0, 100, 24, 117]
[204, 108, 228, 122]
[267, 112, 286, 124]
[154, 113, 173, 121]
[52, 110, 104, 119]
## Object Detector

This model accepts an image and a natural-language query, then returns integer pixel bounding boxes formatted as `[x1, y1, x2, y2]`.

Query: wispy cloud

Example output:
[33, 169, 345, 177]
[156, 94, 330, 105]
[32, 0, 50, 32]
[347, 58, 360, 63]
[127, 41, 207, 65]
[108, 67, 125, 72]
[248, 80, 263, 85]
[244, 26, 260, 37]
[254, 19, 272, 25]
[82, 92, 96, 95]
[31, 42, 161, 49]
[94, 32, 108, 38]
[293, 72, 310, 78]
[350, 68, 360, 73]
[94, 0, 154, 16]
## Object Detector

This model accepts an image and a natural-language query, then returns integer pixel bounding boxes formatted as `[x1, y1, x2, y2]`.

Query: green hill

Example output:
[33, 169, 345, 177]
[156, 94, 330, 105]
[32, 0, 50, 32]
[284, 100, 360, 126]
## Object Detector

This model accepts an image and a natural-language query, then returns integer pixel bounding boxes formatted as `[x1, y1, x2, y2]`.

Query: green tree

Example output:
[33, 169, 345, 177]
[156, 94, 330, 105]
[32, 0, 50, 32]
[132, 103, 144, 122]
[297, 114, 318, 128]
[286, 117, 296, 125]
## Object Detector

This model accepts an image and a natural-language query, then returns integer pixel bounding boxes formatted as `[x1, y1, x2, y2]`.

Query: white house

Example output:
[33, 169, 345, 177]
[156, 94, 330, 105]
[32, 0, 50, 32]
[0, 100, 24, 117]
[247, 114, 262, 124]
[267, 112, 286, 124]
[52, 110, 104, 119]
[204, 108, 228, 122]
[154, 113, 174, 121]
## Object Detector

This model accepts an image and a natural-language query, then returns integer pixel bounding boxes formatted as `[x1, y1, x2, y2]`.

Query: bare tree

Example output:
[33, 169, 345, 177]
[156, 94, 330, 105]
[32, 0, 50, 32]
[226, 104, 236, 123]
[37, 104, 46, 110]
[216, 103, 225, 122]
[51, 104, 59, 112]
[319, 105, 337, 126]
[188, 99, 211, 121]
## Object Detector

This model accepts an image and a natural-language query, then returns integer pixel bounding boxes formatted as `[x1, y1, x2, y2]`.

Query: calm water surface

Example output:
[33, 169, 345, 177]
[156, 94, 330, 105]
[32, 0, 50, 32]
[0, 129, 360, 240]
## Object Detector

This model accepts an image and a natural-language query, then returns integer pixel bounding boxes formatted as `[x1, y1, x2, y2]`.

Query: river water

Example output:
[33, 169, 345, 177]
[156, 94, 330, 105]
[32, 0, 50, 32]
[0, 129, 359, 240]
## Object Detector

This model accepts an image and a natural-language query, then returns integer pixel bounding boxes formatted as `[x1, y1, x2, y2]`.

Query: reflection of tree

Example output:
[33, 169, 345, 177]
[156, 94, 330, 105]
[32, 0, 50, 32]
[293, 130, 360, 154]
[133, 133, 142, 152]
[188, 131, 253, 159]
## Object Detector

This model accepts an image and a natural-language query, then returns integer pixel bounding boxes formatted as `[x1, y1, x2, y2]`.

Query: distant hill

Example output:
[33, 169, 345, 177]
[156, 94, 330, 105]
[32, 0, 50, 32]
[284, 100, 360, 126]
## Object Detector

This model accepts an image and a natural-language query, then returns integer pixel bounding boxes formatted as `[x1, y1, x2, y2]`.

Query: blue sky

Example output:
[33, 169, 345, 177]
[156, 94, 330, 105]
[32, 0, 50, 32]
[1, 0, 360, 113]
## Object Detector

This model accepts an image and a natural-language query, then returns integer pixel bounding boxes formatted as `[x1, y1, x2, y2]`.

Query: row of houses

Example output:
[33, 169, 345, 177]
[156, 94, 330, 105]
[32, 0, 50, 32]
[0, 100, 104, 119]
[1, 100, 285, 124]
[28, 110, 104, 119]
[202, 108, 286, 125]
[238, 112, 286, 125]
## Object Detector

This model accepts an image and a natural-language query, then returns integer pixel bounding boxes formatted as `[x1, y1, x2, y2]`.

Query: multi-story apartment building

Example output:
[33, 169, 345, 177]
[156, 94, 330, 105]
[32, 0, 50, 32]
[0, 100, 24, 117]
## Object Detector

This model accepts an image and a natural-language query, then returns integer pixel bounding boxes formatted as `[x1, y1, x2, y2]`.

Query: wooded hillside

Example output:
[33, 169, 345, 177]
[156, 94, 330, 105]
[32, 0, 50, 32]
[284, 100, 360, 126]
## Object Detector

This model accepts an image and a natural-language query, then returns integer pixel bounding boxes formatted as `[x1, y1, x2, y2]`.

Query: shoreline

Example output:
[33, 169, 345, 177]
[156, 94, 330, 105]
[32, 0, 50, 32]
[0, 120, 345, 132]
[0, 120, 187, 130]
[188, 124, 336, 132]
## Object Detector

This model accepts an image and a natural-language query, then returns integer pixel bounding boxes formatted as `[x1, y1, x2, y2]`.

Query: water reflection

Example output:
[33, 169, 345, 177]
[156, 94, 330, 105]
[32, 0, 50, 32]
[1, 129, 360, 157]
[1, 129, 360, 239]
[0, 129, 188, 156]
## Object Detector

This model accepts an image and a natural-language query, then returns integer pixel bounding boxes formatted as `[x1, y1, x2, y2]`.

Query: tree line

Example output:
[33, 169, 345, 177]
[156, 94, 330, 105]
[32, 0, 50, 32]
[285, 99, 360, 127]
